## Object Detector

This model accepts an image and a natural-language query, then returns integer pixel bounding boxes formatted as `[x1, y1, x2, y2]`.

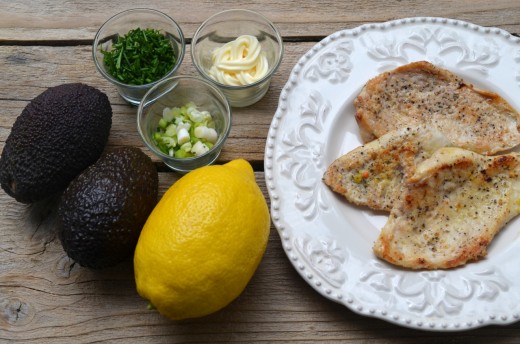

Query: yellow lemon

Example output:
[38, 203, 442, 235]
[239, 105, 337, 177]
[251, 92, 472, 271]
[133, 159, 270, 320]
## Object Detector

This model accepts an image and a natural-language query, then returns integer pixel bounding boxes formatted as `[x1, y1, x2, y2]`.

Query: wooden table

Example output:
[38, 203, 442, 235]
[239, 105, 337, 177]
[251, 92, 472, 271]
[2, 1, 520, 342]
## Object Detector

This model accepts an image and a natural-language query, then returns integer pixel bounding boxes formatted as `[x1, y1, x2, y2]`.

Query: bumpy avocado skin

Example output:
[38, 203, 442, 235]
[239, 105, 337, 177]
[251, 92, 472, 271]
[0, 83, 112, 203]
[58, 147, 158, 269]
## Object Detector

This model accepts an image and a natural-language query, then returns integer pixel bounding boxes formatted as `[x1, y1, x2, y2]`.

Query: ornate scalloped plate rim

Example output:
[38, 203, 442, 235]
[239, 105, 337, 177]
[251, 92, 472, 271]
[264, 16, 520, 331]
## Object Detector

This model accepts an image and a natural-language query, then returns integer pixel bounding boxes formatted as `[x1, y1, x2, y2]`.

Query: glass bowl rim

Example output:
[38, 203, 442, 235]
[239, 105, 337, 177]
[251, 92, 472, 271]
[190, 8, 284, 90]
[92, 8, 186, 89]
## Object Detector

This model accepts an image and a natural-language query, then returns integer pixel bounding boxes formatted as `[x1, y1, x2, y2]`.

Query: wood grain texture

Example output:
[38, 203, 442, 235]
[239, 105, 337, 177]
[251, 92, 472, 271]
[1, 174, 520, 343]
[2, 1, 520, 342]
[0, 42, 312, 166]
[1, 0, 520, 41]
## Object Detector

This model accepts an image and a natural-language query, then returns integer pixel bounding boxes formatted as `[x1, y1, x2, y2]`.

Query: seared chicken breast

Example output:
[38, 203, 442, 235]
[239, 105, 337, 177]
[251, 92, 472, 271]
[373, 147, 520, 269]
[323, 125, 452, 211]
[354, 61, 520, 155]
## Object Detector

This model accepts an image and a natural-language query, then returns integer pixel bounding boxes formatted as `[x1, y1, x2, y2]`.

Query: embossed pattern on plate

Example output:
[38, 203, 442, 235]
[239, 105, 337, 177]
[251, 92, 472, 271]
[265, 17, 520, 331]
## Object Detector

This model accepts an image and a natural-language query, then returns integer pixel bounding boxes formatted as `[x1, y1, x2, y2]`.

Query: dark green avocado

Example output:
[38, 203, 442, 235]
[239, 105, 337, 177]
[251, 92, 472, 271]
[58, 147, 158, 269]
[0, 83, 112, 203]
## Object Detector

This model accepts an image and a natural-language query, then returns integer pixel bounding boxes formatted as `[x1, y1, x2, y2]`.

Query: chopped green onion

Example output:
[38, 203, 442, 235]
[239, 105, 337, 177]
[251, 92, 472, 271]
[152, 103, 219, 159]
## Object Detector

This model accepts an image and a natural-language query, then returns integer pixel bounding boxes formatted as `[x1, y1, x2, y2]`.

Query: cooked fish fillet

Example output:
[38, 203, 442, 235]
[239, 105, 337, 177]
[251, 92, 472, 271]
[373, 147, 520, 269]
[354, 61, 520, 155]
[323, 125, 452, 211]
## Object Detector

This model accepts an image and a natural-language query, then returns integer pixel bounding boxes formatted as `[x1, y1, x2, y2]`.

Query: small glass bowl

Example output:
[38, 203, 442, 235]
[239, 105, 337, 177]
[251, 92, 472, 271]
[93, 8, 185, 106]
[137, 76, 232, 173]
[191, 9, 284, 107]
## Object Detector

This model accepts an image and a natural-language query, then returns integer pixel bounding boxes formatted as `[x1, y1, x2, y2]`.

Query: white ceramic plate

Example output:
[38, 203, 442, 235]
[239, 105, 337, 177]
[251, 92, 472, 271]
[265, 17, 520, 331]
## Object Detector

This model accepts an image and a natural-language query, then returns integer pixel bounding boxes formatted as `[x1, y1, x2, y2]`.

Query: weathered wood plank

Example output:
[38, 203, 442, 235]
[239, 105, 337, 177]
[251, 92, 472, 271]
[0, 42, 312, 166]
[1, 0, 520, 41]
[1, 172, 520, 343]
[0, 174, 518, 342]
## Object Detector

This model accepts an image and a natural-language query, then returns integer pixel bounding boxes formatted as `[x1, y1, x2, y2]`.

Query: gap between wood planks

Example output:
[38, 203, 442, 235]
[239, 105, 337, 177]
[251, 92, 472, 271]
[0, 36, 333, 47]
[1, 31, 519, 46]
[154, 160, 265, 173]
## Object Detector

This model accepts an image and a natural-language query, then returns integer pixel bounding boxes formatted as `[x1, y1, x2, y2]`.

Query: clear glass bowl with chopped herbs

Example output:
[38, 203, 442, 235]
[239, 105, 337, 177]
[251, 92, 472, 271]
[93, 8, 185, 106]
[137, 76, 232, 173]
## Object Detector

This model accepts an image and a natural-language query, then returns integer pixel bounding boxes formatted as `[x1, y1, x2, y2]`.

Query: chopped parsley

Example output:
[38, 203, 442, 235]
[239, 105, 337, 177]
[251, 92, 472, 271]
[101, 27, 176, 85]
